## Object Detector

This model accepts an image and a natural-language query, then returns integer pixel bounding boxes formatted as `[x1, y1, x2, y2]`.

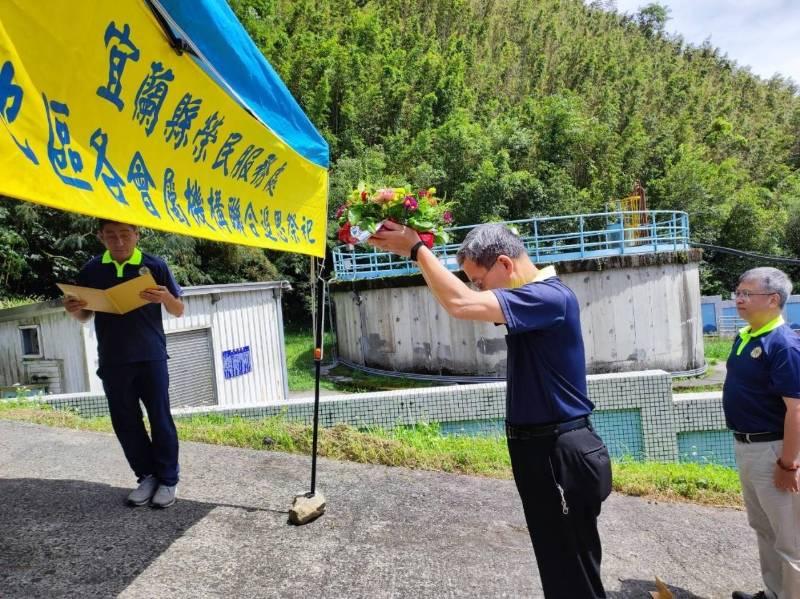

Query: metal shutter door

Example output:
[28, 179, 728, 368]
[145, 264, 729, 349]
[166, 328, 216, 407]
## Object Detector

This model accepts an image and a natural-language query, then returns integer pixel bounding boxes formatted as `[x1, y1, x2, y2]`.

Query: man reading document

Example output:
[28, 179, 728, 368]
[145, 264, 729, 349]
[369, 222, 612, 598]
[64, 219, 184, 508]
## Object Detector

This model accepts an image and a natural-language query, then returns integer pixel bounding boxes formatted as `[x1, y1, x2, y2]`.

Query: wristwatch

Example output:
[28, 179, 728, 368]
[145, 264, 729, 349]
[409, 241, 425, 262]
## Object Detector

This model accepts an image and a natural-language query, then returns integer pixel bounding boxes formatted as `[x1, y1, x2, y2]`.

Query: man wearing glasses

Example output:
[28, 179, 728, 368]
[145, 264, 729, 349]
[64, 220, 184, 509]
[369, 221, 612, 598]
[724, 267, 800, 599]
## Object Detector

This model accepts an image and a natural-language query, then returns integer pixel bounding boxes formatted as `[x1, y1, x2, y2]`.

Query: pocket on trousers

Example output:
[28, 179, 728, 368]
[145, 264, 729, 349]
[582, 443, 613, 503]
[554, 429, 613, 504]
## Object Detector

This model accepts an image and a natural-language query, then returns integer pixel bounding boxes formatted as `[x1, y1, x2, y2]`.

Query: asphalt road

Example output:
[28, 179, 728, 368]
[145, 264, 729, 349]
[0, 420, 761, 598]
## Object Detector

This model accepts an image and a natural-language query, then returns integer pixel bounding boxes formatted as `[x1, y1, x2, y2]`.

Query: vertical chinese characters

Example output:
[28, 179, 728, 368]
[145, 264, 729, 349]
[164, 92, 201, 149]
[90, 128, 128, 205]
[44, 94, 92, 190]
[127, 151, 160, 217]
[96, 22, 140, 111]
[0, 61, 38, 164]
[133, 62, 174, 136]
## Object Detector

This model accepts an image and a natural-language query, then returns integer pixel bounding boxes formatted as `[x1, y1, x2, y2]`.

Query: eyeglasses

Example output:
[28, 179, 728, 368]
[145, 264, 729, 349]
[467, 259, 500, 291]
[734, 289, 777, 300]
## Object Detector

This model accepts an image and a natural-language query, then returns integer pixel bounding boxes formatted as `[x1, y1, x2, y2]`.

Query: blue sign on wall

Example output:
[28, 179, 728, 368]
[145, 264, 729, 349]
[222, 346, 252, 379]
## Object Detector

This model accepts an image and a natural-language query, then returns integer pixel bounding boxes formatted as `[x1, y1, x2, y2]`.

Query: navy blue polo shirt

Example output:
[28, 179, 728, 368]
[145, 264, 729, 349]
[493, 269, 594, 425]
[77, 248, 182, 367]
[723, 322, 800, 433]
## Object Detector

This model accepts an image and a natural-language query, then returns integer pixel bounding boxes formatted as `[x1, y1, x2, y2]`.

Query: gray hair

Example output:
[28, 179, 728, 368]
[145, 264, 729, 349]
[456, 223, 526, 269]
[738, 267, 793, 308]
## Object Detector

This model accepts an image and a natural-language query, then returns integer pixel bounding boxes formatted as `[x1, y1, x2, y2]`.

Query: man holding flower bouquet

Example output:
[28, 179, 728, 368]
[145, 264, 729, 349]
[369, 222, 612, 599]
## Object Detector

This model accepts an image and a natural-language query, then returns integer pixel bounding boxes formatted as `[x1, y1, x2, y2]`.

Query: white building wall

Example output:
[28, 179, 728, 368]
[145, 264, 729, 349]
[0, 321, 25, 386]
[1, 283, 289, 403]
[206, 288, 287, 406]
[0, 304, 87, 392]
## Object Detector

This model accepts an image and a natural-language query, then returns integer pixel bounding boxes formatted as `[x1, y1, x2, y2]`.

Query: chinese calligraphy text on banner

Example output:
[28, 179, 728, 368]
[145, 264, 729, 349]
[0, 1, 328, 257]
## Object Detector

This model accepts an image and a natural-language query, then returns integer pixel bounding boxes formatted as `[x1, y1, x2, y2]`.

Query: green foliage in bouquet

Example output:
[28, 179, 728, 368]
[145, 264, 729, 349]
[335, 184, 454, 247]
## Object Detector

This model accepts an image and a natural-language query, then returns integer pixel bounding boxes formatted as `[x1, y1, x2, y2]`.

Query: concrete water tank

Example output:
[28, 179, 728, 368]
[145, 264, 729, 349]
[330, 250, 704, 376]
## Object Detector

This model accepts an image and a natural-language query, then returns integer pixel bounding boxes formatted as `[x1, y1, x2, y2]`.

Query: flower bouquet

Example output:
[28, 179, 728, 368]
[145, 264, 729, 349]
[335, 185, 453, 248]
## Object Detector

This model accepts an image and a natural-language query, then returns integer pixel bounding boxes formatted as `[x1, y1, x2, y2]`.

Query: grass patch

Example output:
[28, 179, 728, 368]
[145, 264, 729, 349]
[703, 336, 733, 365]
[284, 328, 441, 393]
[672, 384, 723, 393]
[284, 329, 336, 392]
[612, 458, 741, 507]
[0, 400, 742, 507]
[0, 296, 43, 309]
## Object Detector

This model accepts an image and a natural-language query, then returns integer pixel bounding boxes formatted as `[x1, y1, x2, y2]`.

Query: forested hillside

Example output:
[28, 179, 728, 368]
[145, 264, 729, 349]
[3, 0, 798, 321]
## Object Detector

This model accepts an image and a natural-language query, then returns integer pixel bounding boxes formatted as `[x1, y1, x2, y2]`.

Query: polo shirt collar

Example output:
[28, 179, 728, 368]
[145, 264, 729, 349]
[532, 265, 557, 283]
[736, 315, 785, 356]
[102, 247, 143, 278]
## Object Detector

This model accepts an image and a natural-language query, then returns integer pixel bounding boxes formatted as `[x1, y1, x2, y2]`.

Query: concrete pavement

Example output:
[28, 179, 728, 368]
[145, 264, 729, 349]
[0, 420, 761, 598]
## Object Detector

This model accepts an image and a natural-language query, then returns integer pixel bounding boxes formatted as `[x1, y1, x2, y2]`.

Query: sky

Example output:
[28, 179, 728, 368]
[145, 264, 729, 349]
[610, 0, 800, 84]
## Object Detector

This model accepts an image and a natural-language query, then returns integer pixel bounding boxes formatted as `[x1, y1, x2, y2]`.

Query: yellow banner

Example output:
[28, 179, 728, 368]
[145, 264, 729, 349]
[0, 1, 328, 256]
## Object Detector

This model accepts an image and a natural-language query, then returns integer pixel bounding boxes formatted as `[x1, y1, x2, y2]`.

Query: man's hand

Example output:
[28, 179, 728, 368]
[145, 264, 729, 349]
[64, 295, 87, 314]
[141, 285, 185, 317]
[774, 464, 800, 492]
[64, 295, 93, 323]
[779, 397, 800, 492]
[368, 220, 421, 257]
[140, 285, 174, 305]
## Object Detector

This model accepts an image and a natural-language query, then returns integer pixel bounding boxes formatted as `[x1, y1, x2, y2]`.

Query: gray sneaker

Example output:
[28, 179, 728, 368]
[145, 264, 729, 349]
[150, 484, 177, 509]
[127, 475, 158, 506]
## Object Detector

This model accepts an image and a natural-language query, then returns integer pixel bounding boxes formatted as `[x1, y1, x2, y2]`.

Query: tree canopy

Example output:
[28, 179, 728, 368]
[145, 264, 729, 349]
[2, 0, 799, 319]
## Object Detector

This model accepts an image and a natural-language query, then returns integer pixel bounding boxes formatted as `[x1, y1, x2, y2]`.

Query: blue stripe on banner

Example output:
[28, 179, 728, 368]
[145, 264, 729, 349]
[156, 0, 330, 168]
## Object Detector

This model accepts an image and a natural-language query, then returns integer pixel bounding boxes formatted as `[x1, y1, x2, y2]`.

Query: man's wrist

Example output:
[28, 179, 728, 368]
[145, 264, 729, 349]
[777, 457, 799, 471]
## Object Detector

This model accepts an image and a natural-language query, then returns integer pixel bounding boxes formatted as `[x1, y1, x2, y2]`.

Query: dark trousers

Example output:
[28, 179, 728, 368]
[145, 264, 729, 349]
[507, 424, 612, 598]
[98, 360, 180, 486]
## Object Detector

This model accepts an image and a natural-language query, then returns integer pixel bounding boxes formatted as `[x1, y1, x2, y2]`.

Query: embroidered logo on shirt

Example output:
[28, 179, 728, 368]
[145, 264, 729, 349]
[750, 347, 763, 359]
[138, 266, 150, 276]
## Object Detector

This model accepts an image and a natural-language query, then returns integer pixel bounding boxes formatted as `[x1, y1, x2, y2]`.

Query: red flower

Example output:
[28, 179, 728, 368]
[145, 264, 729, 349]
[360, 190, 368, 202]
[335, 204, 346, 219]
[419, 232, 435, 248]
[338, 222, 358, 245]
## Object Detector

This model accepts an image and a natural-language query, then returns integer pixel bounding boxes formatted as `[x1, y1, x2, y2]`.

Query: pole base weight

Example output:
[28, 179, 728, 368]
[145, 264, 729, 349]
[289, 492, 326, 525]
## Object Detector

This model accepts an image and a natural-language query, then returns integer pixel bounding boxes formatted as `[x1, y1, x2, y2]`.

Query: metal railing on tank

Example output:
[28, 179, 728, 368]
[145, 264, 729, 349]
[332, 210, 690, 281]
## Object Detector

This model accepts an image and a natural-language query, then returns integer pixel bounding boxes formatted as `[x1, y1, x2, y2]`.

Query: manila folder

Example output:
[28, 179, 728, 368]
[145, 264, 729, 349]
[57, 273, 158, 314]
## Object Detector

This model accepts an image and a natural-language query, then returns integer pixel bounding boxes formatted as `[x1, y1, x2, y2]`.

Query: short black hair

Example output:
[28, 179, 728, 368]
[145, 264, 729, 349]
[97, 219, 138, 231]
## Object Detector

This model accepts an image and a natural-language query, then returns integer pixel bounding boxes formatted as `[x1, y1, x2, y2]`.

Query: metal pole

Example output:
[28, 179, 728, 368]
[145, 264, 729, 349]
[309, 257, 324, 496]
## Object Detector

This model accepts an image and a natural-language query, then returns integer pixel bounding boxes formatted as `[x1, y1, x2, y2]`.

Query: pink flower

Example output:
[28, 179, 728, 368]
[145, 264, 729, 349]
[335, 204, 346, 219]
[403, 195, 418, 211]
[443, 211, 453, 224]
[418, 189, 428, 197]
[375, 188, 395, 203]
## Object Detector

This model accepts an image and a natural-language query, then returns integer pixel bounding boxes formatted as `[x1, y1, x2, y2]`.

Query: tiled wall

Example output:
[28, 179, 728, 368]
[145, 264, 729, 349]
[37, 370, 732, 465]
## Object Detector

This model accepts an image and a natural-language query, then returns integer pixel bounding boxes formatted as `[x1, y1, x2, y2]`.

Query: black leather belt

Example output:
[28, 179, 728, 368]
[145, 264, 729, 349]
[506, 416, 590, 440]
[733, 431, 783, 443]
